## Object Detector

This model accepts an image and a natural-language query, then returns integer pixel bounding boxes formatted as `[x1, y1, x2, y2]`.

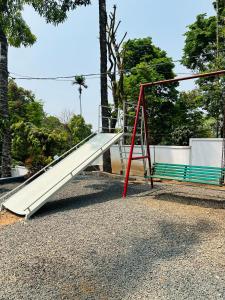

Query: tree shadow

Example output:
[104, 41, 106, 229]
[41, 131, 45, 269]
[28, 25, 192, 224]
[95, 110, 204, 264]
[0, 182, 21, 198]
[12, 218, 216, 299]
[0, 187, 10, 195]
[68, 219, 215, 299]
[35, 179, 152, 218]
[153, 192, 225, 209]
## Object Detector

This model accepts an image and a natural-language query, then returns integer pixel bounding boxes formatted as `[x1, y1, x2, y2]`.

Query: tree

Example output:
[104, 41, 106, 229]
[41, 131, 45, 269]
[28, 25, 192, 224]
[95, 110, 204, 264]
[8, 80, 45, 126]
[99, 0, 112, 173]
[42, 115, 64, 131]
[5, 80, 66, 171]
[181, 14, 218, 71]
[11, 121, 69, 173]
[0, 0, 90, 177]
[181, 1, 225, 137]
[182, 1, 225, 71]
[11, 114, 92, 174]
[68, 114, 92, 145]
[6, 81, 93, 173]
[123, 38, 177, 144]
[170, 90, 213, 145]
[0, 79, 45, 173]
[72, 75, 88, 116]
[106, 5, 127, 131]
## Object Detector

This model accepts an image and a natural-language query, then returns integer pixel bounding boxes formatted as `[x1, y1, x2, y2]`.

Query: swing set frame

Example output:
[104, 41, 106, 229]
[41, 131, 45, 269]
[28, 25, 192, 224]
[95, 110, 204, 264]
[123, 69, 225, 197]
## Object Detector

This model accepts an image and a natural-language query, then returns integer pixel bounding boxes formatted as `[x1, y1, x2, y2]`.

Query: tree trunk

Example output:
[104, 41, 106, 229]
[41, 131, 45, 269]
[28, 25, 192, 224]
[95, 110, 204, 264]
[79, 90, 82, 116]
[0, 26, 11, 178]
[99, 0, 112, 173]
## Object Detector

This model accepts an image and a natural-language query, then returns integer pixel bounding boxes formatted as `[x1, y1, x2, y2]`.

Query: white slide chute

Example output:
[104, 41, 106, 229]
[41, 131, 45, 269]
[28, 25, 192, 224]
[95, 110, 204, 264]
[1, 132, 123, 219]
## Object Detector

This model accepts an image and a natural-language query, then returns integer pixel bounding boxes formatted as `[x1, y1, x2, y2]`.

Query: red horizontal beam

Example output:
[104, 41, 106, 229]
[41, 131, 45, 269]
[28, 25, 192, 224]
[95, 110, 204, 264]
[141, 69, 225, 88]
[132, 156, 149, 161]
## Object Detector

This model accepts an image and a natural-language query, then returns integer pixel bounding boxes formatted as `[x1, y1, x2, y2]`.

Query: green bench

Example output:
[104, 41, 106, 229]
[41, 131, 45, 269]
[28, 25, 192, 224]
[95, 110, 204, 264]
[148, 163, 225, 186]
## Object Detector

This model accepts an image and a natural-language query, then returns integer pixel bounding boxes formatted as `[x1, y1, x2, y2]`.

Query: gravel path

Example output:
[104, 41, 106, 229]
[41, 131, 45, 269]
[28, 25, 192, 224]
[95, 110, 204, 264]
[0, 175, 225, 299]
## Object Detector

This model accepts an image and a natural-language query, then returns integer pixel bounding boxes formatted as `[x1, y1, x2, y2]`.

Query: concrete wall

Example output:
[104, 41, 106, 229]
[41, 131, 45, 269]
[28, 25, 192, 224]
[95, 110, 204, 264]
[11, 166, 28, 177]
[94, 139, 224, 175]
[151, 145, 191, 165]
[93, 145, 191, 176]
[190, 138, 223, 167]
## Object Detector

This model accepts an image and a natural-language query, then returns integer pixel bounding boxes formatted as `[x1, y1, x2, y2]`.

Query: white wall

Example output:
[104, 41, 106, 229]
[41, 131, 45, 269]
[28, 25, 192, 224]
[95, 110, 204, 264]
[93, 139, 224, 175]
[92, 145, 191, 175]
[190, 138, 223, 167]
[151, 145, 191, 165]
[11, 166, 28, 177]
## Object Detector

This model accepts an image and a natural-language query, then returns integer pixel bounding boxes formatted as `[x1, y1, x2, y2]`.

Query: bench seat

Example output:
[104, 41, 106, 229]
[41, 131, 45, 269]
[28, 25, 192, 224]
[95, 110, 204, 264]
[148, 163, 225, 186]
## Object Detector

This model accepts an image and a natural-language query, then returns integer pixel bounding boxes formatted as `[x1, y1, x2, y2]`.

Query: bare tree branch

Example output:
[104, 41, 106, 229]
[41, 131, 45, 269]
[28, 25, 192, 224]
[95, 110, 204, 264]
[106, 5, 127, 131]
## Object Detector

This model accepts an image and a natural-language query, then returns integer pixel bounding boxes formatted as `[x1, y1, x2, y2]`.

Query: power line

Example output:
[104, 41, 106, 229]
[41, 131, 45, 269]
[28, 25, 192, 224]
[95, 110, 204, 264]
[9, 48, 225, 82]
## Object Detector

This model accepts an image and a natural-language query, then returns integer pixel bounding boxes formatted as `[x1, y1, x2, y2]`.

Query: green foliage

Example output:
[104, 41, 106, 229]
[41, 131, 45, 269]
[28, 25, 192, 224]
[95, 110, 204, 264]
[68, 114, 92, 145]
[182, 1, 225, 71]
[72, 75, 88, 96]
[11, 121, 69, 172]
[122, 38, 177, 144]
[124, 63, 177, 144]
[181, 14, 217, 71]
[73, 75, 88, 87]
[181, 1, 225, 138]
[26, 0, 91, 24]
[8, 80, 45, 126]
[123, 37, 174, 79]
[42, 115, 64, 131]
[5, 81, 92, 172]
[122, 36, 215, 145]
[0, 0, 91, 175]
[170, 91, 213, 145]
[0, 0, 36, 47]
[170, 126, 194, 146]
[0, 0, 91, 47]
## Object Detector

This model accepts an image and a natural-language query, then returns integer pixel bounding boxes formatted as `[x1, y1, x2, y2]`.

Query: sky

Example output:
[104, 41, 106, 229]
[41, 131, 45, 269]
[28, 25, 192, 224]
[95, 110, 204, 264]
[9, 0, 215, 130]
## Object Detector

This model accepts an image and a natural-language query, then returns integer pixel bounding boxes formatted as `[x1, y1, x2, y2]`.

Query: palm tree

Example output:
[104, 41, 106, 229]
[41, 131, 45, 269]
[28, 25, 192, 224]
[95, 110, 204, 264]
[72, 75, 88, 116]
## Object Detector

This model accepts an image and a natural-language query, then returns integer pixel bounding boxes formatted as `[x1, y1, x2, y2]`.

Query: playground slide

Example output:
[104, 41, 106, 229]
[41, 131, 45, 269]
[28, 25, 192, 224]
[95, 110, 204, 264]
[1, 132, 123, 219]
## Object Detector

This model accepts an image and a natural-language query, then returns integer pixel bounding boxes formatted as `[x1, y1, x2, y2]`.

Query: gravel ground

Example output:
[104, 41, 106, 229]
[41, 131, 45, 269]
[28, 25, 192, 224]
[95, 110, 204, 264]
[0, 175, 225, 300]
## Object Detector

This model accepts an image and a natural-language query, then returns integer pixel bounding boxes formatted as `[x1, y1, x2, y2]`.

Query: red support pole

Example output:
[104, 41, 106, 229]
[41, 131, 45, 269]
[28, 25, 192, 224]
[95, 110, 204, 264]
[122, 70, 225, 197]
[123, 86, 144, 198]
[132, 156, 149, 161]
[141, 69, 225, 88]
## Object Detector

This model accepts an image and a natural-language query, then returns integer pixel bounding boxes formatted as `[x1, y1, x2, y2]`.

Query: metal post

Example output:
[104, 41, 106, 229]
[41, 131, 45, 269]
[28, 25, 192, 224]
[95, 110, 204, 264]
[123, 86, 144, 197]
[122, 70, 225, 196]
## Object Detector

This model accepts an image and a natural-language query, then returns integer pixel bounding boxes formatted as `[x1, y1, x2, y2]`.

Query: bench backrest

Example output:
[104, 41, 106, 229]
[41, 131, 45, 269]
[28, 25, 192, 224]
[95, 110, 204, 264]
[152, 163, 225, 185]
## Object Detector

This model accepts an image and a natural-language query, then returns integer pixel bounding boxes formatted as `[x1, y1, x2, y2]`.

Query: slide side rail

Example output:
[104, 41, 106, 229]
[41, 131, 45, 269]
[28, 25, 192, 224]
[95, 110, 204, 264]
[25, 132, 123, 211]
[0, 132, 96, 204]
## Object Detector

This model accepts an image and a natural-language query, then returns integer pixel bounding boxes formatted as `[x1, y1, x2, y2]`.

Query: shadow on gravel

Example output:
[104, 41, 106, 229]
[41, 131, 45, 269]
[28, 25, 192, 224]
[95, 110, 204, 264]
[35, 180, 152, 218]
[0, 187, 11, 196]
[153, 192, 225, 209]
[52, 219, 216, 299]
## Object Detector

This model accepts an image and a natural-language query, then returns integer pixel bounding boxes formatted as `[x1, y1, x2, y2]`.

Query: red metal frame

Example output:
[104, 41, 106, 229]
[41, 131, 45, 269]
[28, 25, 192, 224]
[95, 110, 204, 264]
[123, 69, 225, 197]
